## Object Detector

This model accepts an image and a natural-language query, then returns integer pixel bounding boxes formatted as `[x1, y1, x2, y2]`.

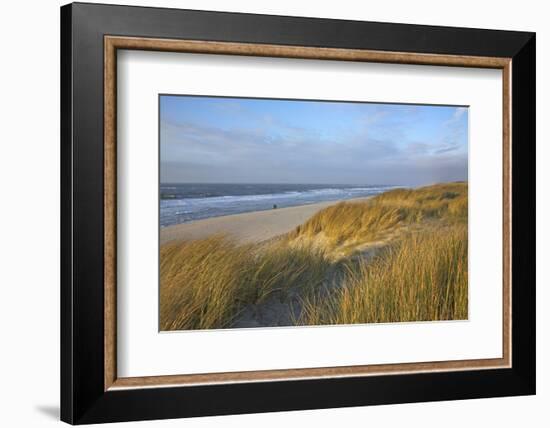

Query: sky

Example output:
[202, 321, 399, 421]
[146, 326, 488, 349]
[160, 95, 468, 186]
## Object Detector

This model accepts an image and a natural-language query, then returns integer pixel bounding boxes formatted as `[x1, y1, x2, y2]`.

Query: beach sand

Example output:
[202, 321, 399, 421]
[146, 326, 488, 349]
[161, 198, 370, 245]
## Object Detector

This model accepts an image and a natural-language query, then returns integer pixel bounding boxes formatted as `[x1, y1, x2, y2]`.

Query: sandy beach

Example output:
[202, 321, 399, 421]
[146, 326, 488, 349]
[161, 198, 369, 245]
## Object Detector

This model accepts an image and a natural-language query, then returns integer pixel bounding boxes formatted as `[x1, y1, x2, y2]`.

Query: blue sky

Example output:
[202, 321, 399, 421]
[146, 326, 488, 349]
[160, 95, 468, 186]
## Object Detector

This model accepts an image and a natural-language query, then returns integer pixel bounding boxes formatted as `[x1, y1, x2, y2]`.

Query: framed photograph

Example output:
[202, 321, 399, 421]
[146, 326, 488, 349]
[60, 2, 535, 424]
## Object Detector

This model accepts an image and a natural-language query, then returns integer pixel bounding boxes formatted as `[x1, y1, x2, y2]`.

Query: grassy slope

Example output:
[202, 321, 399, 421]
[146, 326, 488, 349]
[160, 182, 468, 330]
[160, 237, 330, 330]
[298, 224, 467, 325]
[288, 182, 467, 257]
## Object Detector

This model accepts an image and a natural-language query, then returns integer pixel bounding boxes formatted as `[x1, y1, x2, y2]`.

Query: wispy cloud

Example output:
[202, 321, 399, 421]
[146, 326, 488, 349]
[160, 96, 468, 186]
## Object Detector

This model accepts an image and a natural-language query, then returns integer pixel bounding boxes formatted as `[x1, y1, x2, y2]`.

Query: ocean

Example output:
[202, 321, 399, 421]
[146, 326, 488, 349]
[160, 183, 401, 227]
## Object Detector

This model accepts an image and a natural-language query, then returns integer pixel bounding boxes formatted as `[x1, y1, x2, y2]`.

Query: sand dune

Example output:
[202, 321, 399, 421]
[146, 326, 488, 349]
[161, 198, 369, 245]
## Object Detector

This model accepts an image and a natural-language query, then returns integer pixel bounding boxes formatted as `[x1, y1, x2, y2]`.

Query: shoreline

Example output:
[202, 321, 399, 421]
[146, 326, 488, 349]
[161, 197, 371, 245]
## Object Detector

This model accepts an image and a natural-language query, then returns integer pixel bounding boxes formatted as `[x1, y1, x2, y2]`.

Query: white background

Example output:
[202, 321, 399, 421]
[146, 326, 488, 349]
[0, 0, 546, 427]
[118, 51, 503, 377]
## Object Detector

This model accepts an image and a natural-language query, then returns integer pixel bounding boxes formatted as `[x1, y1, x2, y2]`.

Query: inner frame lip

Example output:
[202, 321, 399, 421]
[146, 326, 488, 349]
[104, 35, 512, 391]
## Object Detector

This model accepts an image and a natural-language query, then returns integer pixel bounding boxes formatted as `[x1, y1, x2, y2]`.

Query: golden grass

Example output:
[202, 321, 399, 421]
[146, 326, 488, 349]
[160, 236, 330, 330]
[288, 182, 467, 255]
[160, 182, 468, 330]
[297, 224, 468, 325]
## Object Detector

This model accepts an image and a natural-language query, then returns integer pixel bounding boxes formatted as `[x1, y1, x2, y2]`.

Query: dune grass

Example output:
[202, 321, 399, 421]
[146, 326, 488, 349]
[160, 182, 468, 330]
[297, 224, 468, 325]
[160, 236, 331, 330]
[288, 181, 467, 256]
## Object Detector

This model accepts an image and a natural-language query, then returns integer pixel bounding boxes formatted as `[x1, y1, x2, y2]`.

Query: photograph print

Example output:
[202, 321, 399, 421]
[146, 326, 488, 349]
[159, 95, 469, 331]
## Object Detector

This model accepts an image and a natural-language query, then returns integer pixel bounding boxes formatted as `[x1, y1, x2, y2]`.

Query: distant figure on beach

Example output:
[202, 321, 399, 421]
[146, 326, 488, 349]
[273, 204, 277, 209]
